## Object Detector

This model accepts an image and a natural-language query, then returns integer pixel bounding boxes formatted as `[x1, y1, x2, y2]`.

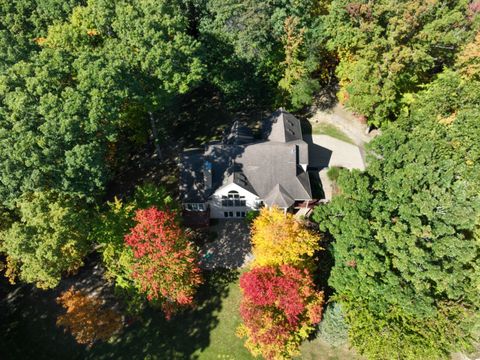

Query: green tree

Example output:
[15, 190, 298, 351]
[93, 184, 175, 311]
[313, 67, 480, 358]
[0, 49, 126, 207]
[44, 0, 204, 110]
[279, 16, 321, 109]
[201, 0, 327, 108]
[0, 0, 205, 207]
[0, 192, 91, 289]
[0, 0, 82, 72]
[324, 0, 478, 125]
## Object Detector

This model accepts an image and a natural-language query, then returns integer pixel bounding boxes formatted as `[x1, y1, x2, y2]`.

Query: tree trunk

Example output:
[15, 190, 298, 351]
[149, 111, 162, 160]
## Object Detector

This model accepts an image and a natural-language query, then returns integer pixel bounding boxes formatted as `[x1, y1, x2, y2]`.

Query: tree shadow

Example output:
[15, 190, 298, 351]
[200, 220, 252, 270]
[87, 269, 238, 360]
[0, 261, 238, 360]
[301, 119, 333, 170]
[313, 235, 336, 301]
[312, 84, 339, 112]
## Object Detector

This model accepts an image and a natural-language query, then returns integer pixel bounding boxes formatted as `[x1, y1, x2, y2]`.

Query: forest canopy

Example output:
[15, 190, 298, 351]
[0, 1, 479, 359]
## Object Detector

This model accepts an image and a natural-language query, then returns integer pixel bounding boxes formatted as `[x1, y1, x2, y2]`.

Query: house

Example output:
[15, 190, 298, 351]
[179, 109, 318, 226]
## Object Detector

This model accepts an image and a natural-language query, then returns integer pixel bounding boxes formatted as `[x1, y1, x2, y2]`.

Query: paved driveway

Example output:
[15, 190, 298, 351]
[200, 220, 252, 270]
[307, 134, 366, 171]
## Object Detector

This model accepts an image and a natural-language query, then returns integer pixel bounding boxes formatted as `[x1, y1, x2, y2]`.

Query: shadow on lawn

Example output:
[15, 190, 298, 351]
[0, 266, 238, 360]
[88, 269, 238, 360]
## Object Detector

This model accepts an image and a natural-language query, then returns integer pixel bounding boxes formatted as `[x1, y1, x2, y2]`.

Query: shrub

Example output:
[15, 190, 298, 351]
[245, 210, 260, 224]
[326, 167, 341, 181]
[318, 302, 349, 347]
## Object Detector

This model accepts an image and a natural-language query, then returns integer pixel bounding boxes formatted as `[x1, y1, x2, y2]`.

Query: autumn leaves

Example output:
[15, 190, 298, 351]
[238, 207, 324, 360]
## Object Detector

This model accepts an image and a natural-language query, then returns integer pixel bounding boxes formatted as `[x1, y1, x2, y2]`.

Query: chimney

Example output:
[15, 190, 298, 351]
[204, 161, 212, 190]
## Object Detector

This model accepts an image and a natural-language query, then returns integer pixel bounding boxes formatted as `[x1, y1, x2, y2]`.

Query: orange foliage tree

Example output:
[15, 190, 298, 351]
[250, 207, 321, 268]
[56, 287, 123, 346]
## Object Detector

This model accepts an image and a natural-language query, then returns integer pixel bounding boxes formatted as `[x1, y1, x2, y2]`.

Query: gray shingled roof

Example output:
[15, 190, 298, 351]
[235, 141, 311, 200]
[179, 109, 312, 206]
[263, 108, 303, 143]
[263, 184, 295, 208]
[179, 148, 207, 202]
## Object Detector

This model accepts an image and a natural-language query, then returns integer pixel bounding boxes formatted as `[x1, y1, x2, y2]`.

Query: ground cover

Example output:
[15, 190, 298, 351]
[311, 123, 354, 144]
[0, 267, 244, 360]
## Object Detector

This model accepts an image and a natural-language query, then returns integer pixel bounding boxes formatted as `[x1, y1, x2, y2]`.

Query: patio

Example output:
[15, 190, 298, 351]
[200, 220, 252, 270]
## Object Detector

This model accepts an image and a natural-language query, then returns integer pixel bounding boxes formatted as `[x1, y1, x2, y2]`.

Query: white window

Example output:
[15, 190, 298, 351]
[185, 203, 205, 211]
[222, 191, 246, 207]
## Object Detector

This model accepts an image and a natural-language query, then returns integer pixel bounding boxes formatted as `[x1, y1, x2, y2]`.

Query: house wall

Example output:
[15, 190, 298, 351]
[208, 183, 261, 218]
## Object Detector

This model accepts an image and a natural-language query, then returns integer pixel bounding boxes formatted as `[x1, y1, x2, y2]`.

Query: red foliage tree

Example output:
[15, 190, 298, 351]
[124, 207, 202, 318]
[238, 265, 324, 359]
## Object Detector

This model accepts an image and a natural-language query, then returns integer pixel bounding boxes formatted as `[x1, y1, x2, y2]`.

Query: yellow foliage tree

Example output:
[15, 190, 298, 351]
[279, 16, 306, 94]
[457, 31, 480, 80]
[56, 287, 123, 346]
[251, 207, 321, 268]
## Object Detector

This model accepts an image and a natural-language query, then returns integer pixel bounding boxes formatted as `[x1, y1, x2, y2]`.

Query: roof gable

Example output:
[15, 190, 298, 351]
[263, 184, 295, 208]
[263, 108, 303, 143]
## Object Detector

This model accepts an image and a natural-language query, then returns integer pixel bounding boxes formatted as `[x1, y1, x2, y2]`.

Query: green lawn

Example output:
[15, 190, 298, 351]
[0, 267, 359, 360]
[196, 272, 253, 360]
[0, 269, 251, 360]
[311, 123, 355, 144]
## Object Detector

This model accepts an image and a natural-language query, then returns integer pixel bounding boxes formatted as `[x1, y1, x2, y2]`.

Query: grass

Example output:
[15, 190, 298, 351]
[196, 273, 253, 360]
[311, 123, 355, 144]
[0, 269, 246, 360]
[0, 266, 360, 360]
[299, 338, 363, 360]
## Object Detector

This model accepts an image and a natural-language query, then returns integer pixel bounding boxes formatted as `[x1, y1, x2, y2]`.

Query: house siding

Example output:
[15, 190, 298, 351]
[208, 183, 260, 218]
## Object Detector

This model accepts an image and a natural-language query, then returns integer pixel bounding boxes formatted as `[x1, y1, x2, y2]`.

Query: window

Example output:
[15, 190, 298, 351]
[224, 212, 228, 218]
[241, 212, 246, 217]
[222, 191, 246, 207]
[185, 203, 204, 211]
[229, 211, 233, 217]
[236, 211, 241, 217]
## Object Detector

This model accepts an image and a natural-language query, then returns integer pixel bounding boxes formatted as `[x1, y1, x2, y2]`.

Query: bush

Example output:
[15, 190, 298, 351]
[318, 302, 349, 347]
[245, 210, 260, 224]
[326, 167, 341, 181]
